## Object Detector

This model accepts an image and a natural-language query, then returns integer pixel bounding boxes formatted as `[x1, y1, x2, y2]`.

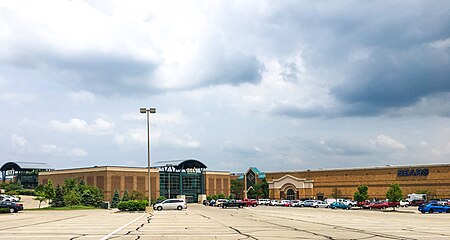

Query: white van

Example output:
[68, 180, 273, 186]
[153, 199, 187, 211]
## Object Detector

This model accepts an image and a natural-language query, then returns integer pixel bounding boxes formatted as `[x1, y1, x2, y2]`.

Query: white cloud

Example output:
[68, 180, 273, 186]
[67, 90, 96, 103]
[41, 144, 62, 154]
[11, 134, 27, 147]
[49, 118, 114, 134]
[372, 135, 406, 151]
[0, 92, 36, 103]
[68, 148, 88, 157]
[126, 128, 200, 149]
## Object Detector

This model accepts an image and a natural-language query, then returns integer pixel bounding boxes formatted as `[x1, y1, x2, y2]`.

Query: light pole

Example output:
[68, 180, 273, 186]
[140, 107, 156, 208]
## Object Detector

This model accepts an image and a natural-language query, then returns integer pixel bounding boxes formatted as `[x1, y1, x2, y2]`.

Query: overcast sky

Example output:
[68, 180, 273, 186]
[1, 0, 449, 173]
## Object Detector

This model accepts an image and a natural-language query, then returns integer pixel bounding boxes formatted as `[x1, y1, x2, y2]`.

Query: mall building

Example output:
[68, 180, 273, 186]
[243, 163, 450, 200]
[33, 161, 450, 202]
[37, 159, 230, 203]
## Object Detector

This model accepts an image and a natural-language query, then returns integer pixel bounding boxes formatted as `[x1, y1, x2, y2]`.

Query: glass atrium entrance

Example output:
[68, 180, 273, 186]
[155, 159, 207, 203]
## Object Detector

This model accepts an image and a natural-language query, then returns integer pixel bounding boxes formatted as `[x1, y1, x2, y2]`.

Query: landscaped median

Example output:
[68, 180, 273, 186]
[118, 200, 148, 211]
[25, 205, 98, 211]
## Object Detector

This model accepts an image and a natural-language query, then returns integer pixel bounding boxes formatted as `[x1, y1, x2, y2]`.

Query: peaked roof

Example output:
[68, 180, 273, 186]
[1, 162, 53, 171]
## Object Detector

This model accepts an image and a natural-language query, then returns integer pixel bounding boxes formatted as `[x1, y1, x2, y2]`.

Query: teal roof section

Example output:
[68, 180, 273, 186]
[250, 167, 266, 179]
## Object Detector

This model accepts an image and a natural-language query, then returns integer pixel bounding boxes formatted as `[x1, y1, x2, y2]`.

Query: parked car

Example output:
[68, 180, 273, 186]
[222, 199, 246, 208]
[153, 199, 187, 211]
[279, 200, 291, 207]
[269, 200, 280, 206]
[400, 200, 410, 207]
[258, 199, 270, 205]
[303, 200, 317, 207]
[340, 199, 357, 207]
[363, 201, 389, 209]
[0, 201, 23, 213]
[215, 199, 228, 207]
[409, 199, 426, 206]
[385, 201, 400, 208]
[418, 203, 450, 214]
[312, 201, 329, 208]
[292, 200, 305, 207]
[330, 202, 350, 210]
[242, 199, 258, 207]
[0, 195, 19, 202]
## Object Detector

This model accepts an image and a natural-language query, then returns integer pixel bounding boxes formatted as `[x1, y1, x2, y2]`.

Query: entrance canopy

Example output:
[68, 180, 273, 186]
[1, 162, 53, 188]
[154, 159, 207, 172]
[1, 162, 53, 172]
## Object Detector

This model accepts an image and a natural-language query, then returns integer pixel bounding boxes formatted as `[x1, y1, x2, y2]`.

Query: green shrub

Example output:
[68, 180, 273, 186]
[217, 193, 226, 199]
[129, 191, 146, 201]
[118, 200, 148, 211]
[16, 189, 35, 196]
[5, 190, 18, 195]
[0, 208, 11, 213]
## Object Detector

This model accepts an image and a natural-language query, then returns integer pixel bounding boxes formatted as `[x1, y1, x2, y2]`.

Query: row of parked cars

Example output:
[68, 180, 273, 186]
[256, 198, 450, 214]
[0, 194, 23, 213]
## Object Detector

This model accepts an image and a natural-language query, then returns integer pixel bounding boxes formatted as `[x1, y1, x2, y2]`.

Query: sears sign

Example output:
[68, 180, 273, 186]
[397, 168, 429, 177]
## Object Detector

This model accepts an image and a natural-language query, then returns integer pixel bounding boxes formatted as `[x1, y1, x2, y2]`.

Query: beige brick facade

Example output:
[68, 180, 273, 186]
[39, 166, 160, 201]
[204, 171, 231, 197]
[265, 164, 450, 200]
[38, 167, 230, 201]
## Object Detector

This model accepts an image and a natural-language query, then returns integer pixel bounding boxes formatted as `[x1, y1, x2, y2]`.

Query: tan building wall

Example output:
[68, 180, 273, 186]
[204, 171, 231, 197]
[39, 166, 160, 201]
[265, 164, 450, 200]
[39, 166, 232, 201]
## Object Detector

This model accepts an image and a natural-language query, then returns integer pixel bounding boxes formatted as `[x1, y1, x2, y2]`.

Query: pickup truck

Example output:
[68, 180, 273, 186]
[222, 200, 246, 208]
[242, 199, 258, 207]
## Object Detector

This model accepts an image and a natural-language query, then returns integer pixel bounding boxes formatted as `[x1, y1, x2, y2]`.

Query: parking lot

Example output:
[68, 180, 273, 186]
[1, 204, 450, 239]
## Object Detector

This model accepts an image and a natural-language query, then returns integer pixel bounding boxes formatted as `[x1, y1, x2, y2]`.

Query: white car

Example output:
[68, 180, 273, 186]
[312, 201, 329, 208]
[0, 195, 19, 202]
[215, 199, 228, 207]
[400, 200, 410, 207]
[258, 199, 271, 205]
[340, 199, 357, 207]
[153, 199, 187, 211]
[270, 200, 281, 206]
[279, 200, 291, 206]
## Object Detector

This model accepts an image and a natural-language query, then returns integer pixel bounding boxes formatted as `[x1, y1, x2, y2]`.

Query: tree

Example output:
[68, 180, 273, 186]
[122, 190, 129, 202]
[354, 185, 369, 205]
[253, 178, 269, 199]
[33, 190, 47, 208]
[43, 180, 56, 204]
[331, 187, 342, 200]
[62, 179, 77, 195]
[64, 190, 81, 207]
[230, 179, 243, 199]
[386, 183, 403, 211]
[111, 190, 120, 208]
[51, 185, 65, 207]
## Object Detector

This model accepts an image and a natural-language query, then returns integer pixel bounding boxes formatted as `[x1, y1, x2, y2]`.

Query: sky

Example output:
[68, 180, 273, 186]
[0, 0, 449, 173]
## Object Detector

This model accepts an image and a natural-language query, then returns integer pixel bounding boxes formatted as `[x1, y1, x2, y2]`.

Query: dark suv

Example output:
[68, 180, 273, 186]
[0, 201, 24, 213]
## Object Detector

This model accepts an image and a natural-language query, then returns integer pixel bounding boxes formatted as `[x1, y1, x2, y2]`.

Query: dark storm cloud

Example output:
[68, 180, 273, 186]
[263, 1, 450, 117]
[333, 46, 450, 114]
[3, 47, 159, 95]
[197, 51, 262, 87]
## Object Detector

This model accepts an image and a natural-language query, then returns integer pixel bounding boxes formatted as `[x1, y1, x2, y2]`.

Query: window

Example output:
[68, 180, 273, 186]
[287, 189, 295, 200]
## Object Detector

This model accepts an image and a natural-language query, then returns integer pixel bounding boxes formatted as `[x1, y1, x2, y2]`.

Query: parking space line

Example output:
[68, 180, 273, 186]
[99, 213, 147, 240]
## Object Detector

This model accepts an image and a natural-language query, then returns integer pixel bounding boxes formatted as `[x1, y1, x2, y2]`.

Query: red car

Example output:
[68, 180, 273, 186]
[386, 202, 400, 208]
[242, 199, 258, 207]
[363, 201, 389, 209]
